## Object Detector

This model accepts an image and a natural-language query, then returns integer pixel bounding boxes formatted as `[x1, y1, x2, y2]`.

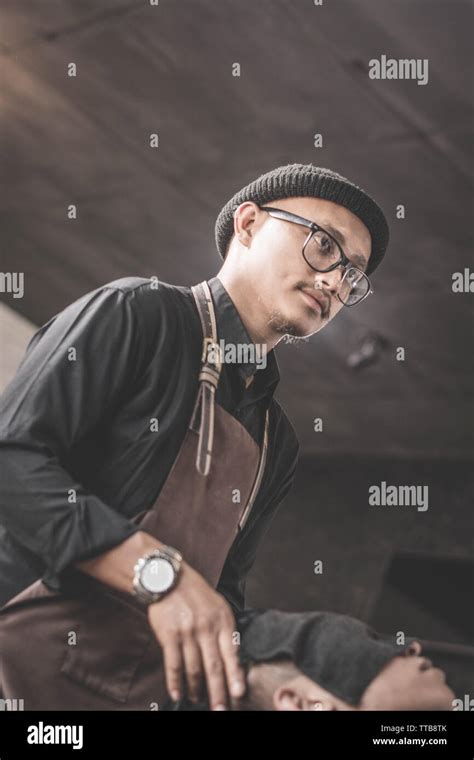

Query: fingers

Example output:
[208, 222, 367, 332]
[162, 637, 184, 702]
[161, 620, 238, 708]
[182, 635, 204, 703]
[218, 624, 246, 701]
[148, 582, 247, 709]
[199, 617, 246, 710]
[200, 634, 228, 710]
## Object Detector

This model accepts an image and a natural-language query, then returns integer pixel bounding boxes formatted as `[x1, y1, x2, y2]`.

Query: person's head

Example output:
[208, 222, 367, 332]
[214, 164, 389, 344]
[232, 610, 454, 711]
[234, 642, 453, 711]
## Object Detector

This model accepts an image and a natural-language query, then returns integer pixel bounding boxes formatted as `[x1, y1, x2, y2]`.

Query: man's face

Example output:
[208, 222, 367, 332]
[231, 196, 372, 339]
[248, 642, 455, 711]
[358, 645, 455, 711]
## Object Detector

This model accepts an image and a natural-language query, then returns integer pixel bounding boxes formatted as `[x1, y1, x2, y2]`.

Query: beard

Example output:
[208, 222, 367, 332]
[267, 308, 297, 335]
[267, 308, 311, 343]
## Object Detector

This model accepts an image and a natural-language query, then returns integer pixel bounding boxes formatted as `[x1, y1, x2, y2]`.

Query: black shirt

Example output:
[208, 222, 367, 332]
[0, 276, 299, 610]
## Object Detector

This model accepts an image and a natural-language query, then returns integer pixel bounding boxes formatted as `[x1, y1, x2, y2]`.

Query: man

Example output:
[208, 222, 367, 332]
[0, 163, 390, 710]
[187, 610, 455, 712]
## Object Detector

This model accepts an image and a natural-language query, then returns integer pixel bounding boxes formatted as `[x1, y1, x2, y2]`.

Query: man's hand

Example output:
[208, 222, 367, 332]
[147, 560, 246, 710]
[75, 531, 246, 709]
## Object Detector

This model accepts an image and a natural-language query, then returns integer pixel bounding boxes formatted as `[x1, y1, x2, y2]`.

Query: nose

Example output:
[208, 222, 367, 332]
[313, 267, 344, 296]
[406, 640, 423, 657]
[419, 657, 433, 671]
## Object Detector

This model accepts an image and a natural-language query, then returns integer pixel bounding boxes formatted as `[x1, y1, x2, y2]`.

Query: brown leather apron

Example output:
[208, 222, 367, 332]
[0, 281, 269, 710]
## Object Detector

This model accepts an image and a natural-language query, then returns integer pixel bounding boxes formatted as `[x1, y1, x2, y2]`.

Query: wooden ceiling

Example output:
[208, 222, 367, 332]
[1, 0, 472, 459]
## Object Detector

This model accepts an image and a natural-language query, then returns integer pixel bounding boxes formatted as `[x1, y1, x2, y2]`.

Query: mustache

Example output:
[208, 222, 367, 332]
[296, 282, 331, 318]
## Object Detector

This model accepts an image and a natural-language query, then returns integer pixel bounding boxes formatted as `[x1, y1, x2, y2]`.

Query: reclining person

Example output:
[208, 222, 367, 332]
[179, 609, 455, 711]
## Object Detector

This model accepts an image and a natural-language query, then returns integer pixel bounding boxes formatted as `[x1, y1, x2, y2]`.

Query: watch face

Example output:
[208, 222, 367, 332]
[142, 557, 175, 594]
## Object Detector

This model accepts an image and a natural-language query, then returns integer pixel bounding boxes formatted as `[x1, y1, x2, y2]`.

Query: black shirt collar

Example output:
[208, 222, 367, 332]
[207, 276, 280, 396]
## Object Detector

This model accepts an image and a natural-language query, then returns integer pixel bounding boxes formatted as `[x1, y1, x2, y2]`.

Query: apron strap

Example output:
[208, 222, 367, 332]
[238, 407, 270, 530]
[190, 280, 270, 514]
[190, 281, 222, 476]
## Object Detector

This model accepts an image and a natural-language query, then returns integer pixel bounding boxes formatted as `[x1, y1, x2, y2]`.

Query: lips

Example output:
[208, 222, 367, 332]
[300, 288, 328, 315]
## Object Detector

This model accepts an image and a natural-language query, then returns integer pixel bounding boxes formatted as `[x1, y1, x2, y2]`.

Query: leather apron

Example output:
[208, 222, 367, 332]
[0, 281, 269, 710]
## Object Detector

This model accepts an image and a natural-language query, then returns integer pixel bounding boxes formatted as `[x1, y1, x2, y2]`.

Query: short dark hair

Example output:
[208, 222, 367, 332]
[232, 658, 300, 711]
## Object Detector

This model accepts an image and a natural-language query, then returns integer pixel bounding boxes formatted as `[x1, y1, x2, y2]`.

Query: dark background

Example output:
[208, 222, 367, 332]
[1, 0, 473, 696]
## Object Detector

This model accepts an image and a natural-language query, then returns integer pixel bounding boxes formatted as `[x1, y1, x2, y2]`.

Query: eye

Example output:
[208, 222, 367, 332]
[346, 268, 361, 284]
[313, 231, 336, 256]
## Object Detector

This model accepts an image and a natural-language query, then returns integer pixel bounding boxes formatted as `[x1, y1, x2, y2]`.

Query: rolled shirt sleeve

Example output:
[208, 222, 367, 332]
[0, 285, 144, 592]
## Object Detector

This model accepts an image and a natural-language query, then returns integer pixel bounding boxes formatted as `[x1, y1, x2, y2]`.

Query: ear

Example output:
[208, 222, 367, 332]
[233, 202, 259, 248]
[273, 685, 303, 711]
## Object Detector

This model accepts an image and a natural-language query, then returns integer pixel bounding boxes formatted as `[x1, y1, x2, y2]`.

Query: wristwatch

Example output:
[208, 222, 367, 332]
[132, 546, 183, 605]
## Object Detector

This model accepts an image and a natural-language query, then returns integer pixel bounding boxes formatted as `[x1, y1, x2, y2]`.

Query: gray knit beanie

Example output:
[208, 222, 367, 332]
[215, 163, 390, 275]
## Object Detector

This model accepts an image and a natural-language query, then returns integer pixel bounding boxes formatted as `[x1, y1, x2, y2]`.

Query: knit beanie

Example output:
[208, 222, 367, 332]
[215, 163, 390, 275]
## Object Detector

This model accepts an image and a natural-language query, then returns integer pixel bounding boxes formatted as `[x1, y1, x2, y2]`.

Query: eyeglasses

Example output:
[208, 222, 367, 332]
[259, 205, 373, 307]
